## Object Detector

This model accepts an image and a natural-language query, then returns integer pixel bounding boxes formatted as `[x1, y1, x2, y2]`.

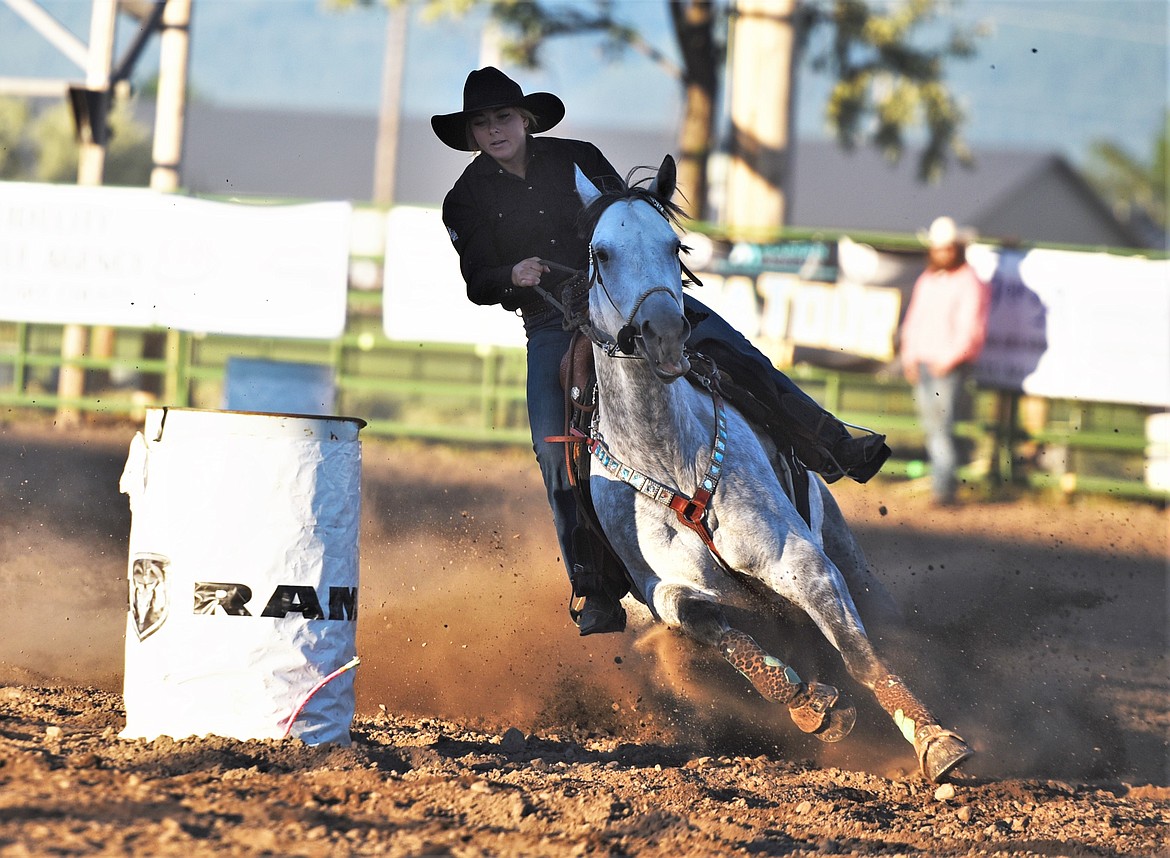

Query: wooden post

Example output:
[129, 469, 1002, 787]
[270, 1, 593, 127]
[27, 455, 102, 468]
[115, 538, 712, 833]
[724, 0, 799, 236]
[56, 0, 117, 429]
[145, 0, 192, 407]
[991, 389, 1021, 486]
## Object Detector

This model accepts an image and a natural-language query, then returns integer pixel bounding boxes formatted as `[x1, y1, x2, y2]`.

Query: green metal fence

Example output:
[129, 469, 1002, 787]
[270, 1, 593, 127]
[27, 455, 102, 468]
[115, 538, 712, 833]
[1, 299, 1165, 502]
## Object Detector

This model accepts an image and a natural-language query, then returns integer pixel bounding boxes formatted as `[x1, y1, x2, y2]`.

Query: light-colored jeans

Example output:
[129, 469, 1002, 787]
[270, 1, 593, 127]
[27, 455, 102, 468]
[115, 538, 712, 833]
[914, 362, 972, 503]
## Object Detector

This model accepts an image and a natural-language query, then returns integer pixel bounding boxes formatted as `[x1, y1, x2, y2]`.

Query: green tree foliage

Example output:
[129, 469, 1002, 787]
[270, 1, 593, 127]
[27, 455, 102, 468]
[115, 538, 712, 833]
[0, 94, 152, 187]
[29, 101, 78, 183]
[809, 0, 979, 179]
[1084, 113, 1168, 236]
[101, 97, 154, 187]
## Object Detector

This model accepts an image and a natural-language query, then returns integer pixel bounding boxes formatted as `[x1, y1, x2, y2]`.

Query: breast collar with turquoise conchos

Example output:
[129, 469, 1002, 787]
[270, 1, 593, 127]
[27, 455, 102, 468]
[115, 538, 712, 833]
[583, 381, 729, 559]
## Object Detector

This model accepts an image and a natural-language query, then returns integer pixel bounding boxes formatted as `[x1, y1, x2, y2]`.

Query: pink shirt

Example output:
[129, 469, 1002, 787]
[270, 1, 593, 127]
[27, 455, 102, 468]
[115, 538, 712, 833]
[900, 263, 991, 375]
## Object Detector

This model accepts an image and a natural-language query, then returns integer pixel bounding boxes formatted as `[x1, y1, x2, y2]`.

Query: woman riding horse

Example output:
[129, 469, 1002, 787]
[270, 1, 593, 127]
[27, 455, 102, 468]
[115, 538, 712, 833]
[432, 67, 890, 637]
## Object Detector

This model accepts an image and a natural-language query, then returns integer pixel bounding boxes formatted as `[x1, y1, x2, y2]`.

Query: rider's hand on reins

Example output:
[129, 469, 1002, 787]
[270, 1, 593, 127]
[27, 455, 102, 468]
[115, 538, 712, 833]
[512, 257, 549, 289]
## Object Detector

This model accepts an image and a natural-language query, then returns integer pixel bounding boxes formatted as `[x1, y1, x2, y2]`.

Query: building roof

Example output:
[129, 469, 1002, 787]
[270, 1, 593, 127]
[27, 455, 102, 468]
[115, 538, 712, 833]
[787, 140, 1143, 248]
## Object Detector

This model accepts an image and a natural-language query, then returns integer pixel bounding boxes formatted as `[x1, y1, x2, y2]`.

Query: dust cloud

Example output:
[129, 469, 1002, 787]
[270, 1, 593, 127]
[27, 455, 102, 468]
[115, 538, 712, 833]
[2, 423, 1166, 786]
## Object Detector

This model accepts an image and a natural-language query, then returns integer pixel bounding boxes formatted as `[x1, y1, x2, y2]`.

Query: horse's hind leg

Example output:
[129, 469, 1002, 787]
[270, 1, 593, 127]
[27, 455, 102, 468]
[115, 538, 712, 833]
[814, 480, 902, 635]
[673, 596, 856, 743]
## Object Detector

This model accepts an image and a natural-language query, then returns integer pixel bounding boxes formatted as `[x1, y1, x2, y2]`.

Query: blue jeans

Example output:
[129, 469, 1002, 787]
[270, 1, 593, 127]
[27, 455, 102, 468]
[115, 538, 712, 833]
[525, 319, 579, 578]
[914, 362, 971, 503]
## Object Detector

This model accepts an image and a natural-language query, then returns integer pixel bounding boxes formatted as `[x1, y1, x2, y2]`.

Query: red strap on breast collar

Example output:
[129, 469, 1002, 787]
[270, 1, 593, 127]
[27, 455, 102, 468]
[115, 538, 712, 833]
[667, 487, 720, 555]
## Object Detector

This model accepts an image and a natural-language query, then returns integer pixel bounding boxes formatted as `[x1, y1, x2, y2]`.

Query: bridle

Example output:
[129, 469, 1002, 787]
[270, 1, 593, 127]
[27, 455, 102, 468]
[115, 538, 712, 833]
[588, 243, 682, 358]
[537, 195, 703, 359]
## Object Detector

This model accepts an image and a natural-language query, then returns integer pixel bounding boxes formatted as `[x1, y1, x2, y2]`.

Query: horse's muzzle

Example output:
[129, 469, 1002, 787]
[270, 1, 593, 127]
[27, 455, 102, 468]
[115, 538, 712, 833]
[635, 314, 691, 382]
[649, 352, 691, 382]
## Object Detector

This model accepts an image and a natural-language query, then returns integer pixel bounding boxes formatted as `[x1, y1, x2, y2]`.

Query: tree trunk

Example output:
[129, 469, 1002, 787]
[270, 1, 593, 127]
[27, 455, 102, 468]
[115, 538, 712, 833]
[669, 1, 719, 221]
[372, 4, 407, 206]
[677, 79, 714, 219]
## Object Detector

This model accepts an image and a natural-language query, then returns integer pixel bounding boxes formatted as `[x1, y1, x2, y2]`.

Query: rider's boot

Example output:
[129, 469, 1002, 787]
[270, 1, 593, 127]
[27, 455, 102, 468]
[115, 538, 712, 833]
[573, 582, 626, 636]
[779, 392, 890, 484]
[568, 528, 627, 636]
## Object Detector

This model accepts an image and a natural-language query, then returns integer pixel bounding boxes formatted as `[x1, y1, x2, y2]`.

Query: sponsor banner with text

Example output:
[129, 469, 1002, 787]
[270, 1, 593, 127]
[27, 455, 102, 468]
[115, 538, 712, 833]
[0, 181, 351, 338]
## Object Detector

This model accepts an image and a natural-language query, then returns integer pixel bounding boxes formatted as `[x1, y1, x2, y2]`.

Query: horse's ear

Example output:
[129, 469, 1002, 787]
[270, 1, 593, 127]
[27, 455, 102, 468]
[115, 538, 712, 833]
[651, 154, 677, 201]
[575, 164, 602, 207]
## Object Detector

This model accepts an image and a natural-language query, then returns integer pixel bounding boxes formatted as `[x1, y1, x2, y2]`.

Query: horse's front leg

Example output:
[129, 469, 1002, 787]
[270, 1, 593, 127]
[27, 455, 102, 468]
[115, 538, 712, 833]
[597, 491, 859, 749]
[764, 543, 974, 783]
[655, 586, 858, 745]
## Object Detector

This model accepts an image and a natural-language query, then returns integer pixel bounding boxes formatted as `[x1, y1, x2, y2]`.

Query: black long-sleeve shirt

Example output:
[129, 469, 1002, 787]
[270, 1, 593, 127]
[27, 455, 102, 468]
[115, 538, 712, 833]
[440, 136, 620, 324]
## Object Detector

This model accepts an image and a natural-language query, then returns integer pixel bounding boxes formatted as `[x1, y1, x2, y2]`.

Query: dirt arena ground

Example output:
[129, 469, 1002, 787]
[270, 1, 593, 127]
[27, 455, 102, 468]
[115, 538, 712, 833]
[0, 416, 1166, 857]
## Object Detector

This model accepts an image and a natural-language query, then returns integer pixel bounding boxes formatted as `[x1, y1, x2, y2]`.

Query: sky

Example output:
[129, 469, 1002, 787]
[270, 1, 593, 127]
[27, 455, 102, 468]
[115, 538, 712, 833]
[1, 0, 1167, 169]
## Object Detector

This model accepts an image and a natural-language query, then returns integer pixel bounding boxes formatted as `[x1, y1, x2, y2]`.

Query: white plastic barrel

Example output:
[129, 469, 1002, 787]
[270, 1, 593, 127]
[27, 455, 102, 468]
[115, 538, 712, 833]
[118, 407, 365, 745]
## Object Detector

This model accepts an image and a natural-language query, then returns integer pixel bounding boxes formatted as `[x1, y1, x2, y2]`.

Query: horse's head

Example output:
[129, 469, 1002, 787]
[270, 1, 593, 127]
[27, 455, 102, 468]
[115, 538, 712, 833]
[575, 155, 691, 383]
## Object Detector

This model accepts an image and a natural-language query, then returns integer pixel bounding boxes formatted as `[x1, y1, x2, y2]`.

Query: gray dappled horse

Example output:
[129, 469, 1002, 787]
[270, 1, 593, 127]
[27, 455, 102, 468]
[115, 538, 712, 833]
[572, 155, 973, 783]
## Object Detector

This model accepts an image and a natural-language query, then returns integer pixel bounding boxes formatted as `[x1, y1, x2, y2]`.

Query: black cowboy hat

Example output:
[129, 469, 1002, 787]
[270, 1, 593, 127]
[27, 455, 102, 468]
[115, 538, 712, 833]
[431, 66, 565, 151]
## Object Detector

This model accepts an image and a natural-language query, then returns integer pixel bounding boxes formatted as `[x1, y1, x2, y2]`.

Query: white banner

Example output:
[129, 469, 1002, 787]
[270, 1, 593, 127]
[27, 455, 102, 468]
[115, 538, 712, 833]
[382, 206, 525, 348]
[684, 272, 901, 363]
[0, 181, 351, 338]
[969, 245, 1170, 408]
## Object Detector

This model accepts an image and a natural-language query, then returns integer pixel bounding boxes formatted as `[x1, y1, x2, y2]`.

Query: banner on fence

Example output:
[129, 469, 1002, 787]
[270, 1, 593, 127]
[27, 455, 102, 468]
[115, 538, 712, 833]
[382, 214, 897, 358]
[380, 205, 1169, 408]
[382, 206, 525, 348]
[0, 181, 351, 338]
[678, 271, 902, 364]
[969, 246, 1170, 408]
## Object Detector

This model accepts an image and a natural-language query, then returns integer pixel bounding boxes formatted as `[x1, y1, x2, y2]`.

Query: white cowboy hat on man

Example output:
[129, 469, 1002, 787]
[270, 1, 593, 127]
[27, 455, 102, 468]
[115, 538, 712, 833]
[919, 216, 978, 248]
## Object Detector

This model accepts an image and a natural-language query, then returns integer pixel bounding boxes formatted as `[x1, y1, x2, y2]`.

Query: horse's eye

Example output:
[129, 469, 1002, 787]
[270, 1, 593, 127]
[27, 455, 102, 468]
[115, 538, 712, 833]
[594, 248, 610, 264]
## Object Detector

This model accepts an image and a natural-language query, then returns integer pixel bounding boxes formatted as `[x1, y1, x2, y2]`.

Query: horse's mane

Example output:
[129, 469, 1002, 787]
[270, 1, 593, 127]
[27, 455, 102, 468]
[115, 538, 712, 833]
[577, 166, 687, 240]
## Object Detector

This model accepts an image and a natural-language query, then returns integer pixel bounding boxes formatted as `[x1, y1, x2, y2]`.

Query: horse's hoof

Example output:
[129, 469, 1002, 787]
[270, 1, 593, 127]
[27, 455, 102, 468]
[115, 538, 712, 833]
[788, 682, 856, 743]
[812, 694, 856, 743]
[917, 728, 974, 783]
